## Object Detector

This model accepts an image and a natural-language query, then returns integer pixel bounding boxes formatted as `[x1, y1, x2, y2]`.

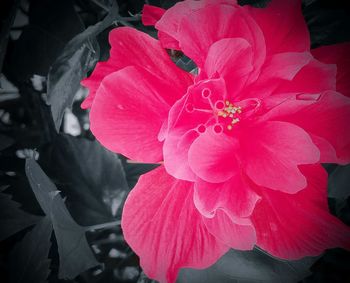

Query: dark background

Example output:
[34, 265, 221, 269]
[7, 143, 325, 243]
[0, 0, 350, 282]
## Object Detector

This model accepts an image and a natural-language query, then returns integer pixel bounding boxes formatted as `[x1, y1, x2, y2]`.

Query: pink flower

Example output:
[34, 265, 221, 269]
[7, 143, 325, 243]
[81, 0, 350, 282]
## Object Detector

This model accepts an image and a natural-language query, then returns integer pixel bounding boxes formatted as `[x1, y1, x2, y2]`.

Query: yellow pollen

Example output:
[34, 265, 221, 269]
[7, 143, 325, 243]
[227, 125, 233, 130]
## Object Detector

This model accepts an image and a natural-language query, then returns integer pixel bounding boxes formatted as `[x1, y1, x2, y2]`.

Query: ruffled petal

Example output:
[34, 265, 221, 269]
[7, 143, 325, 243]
[312, 42, 350, 97]
[142, 4, 165, 26]
[241, 121, 320, 193]
[203, 210, 256, 250]
[193, 175, 260, 221]
[241, 52, 313, 100]
[263, 91, 350, 164]
[188, 128, 240, 183]
[205, 38, 253, 97]
[90, 66, 174, 162]
[274, 58, 336, 94]
[251, 165, 350, 259]
[156, 1, 265, 68]
[121, 166, 229, 283]
[247, 0, 310, 54]
[82, 27, 192, 109]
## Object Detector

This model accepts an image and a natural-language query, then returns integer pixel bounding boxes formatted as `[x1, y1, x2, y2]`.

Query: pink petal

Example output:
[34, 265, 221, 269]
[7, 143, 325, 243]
[156, 1, 265, 68]
[90, 66, 174, 162]
[275, 59, 336, 94]
[188, 128, 240, 183]
[258, 52, 312, 82]
[251, 165, 350, 259]
[163, 128, 198, 182]
[247, 0, 310, 54]
[121, 166, 229, 283]
[263, 91, 350, 164]
[162, 79, 226, 181]
[193, 176, 260, 221]
[312, 42, 350, 97]
[203, 210, 256, 250]
[82, 27, 192, 109]
[142, 4, 165, 26]
[241, 121, 320, 193]
[205, 38, 253, 97]
[241, 52, 313, 100]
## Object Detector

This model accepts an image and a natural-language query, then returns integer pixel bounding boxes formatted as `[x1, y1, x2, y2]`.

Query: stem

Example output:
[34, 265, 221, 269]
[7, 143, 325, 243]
[84, 220, 121, 231]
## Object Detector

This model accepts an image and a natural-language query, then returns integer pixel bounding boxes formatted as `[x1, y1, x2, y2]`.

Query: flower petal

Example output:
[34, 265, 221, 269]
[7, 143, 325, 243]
[274, 59, 336, 94]
[121, 166, 229, 283]
[251, 165, 350, 259]
[248, 0, 310, 54]
[188, 128, 240, 183]
[82, 27, 192, 109]
[90, 66, 175, 162]
[312, 42, 350, 97]
[205, 38, 253, 97]
[242, 121, 320, 193]
[263, 91, 350, 164]
[193, 175, 260, 220]
[203, 210, 256, 250]
[142, 4, 165, 26]
[156, 1, 265, 68]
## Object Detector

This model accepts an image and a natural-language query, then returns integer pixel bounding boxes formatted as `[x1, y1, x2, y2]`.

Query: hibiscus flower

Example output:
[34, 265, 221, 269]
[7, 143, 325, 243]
[81, 0, 350, 282]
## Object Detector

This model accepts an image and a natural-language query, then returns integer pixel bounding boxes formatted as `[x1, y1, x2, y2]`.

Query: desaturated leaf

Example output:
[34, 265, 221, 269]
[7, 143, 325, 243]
[0, 134, 14, 151]
[178, 249, 317, 283]
[328, 164, 350, 200]
[9, 216, 52, 283]
[0, 187, 41, 241]
[25, 158, 100, 279]
[47, 2, 119, 131]
[39, 134, 129, 225]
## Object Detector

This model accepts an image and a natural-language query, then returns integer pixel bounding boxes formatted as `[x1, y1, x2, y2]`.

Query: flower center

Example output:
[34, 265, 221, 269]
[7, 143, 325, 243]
[184, 87, 244, 134]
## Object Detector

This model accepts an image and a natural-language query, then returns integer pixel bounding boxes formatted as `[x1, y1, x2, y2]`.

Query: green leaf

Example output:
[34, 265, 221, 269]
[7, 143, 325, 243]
[9, 216, 52, 283]
[178, 249, 317, 283]
[25, 158, 100, 279]
[47, 2, 119, 131]
[0, 187, 41, 241]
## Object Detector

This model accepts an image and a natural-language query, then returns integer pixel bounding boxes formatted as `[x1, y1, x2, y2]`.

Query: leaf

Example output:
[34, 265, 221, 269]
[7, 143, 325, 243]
[9, 216, 53, 283]
[47, 2, 119, 131]
[39, 134, 129, 225]
[25, 158, 100, 279]
[0, 134, 14, 151]
[178, 248, 317, 283]
[0, 187, 41, 242]
[328, 164, 350, 200]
